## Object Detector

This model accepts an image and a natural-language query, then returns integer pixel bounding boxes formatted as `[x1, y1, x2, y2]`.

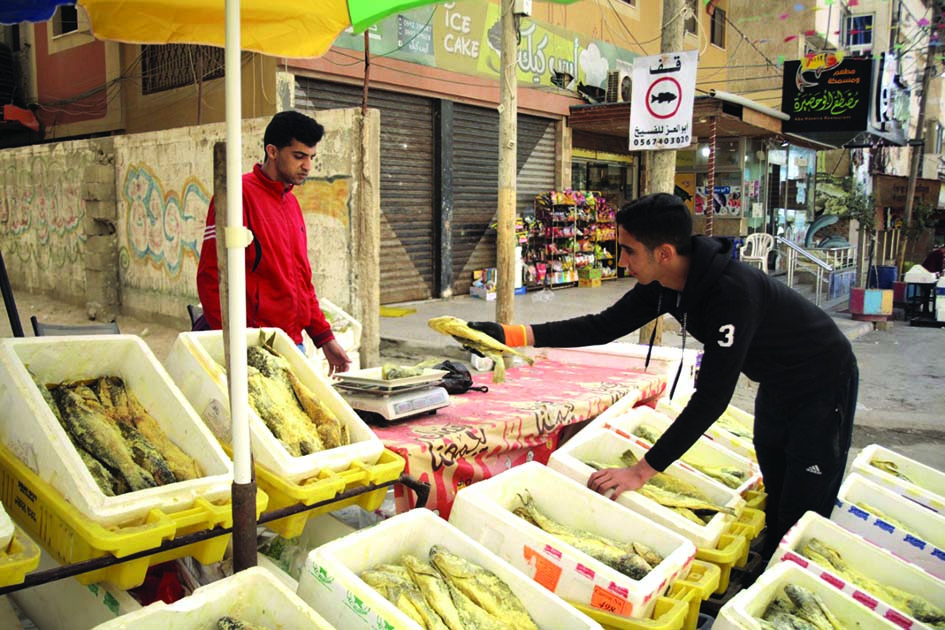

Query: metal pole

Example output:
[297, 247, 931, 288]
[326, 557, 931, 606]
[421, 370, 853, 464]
[0, 250, 24, 337]
[496, 0, 517, 325]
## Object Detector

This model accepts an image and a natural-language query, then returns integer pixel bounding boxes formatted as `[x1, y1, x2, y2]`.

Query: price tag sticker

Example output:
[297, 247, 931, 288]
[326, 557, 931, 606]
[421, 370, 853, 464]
[523, 545, 562, 592]
[591, 585, 632, 617]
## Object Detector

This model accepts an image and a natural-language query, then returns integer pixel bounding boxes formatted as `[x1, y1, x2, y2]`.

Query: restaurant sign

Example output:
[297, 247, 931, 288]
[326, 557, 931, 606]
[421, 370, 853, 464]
[781, 53, 872, 135]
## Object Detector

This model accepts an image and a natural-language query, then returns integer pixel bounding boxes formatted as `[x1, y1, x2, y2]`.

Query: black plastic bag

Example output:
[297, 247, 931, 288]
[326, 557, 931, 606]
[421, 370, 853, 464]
[434, 360, 489, 395]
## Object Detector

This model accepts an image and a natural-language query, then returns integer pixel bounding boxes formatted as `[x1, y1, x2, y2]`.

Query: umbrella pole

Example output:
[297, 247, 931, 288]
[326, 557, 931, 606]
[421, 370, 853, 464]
[224, 0, 256, 572]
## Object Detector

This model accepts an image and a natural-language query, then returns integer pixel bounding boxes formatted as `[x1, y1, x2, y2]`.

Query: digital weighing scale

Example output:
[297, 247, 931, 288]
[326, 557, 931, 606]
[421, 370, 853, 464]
[334, 367, 450, 424]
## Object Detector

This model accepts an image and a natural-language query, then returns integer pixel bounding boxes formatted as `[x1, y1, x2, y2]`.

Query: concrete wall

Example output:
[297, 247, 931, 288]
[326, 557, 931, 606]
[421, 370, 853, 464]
[0, 138, 115, 305]
[1, 110, 381, 347]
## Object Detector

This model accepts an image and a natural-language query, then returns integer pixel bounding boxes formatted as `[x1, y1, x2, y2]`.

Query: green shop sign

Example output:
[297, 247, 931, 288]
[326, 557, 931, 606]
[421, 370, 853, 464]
[332, 2, 636, 91]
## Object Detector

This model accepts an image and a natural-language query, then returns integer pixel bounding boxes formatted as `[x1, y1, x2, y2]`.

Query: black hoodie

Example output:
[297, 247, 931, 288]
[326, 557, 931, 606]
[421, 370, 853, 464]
[531, 235, 855, 471]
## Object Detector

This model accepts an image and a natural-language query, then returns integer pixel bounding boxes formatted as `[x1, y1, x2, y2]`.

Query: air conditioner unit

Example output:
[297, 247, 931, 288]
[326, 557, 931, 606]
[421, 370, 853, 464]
[605, 70, 632, 103]
[847, 44, 872, 58]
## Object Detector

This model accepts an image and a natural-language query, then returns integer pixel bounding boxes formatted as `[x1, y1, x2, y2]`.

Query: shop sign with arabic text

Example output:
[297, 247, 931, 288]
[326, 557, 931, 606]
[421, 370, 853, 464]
[782, 54, 872, 134]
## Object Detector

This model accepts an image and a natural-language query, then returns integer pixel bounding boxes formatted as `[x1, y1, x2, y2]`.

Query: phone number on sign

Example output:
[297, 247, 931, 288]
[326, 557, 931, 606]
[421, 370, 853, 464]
[632, 136, 691, 147]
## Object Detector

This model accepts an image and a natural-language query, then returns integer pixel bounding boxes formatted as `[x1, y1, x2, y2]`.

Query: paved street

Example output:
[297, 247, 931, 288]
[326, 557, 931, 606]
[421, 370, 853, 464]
[2, 279, 943, 469]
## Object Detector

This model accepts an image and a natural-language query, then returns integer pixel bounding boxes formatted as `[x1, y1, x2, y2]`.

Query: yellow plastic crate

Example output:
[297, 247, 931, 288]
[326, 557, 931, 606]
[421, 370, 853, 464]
[667, 560, 721, 630]
[743, 488, 767, 511]
[733, 506, 765, 541]
[259, 448, 405, 538]
[0, 526, 40, 586]
[0, 442, 267, 589]
[694, 531, 748, 595]
[571, 594, 689, 630]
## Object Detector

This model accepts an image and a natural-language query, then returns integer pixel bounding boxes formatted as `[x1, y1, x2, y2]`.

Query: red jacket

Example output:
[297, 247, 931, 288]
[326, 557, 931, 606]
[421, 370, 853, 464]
[196, 164, 334, 347]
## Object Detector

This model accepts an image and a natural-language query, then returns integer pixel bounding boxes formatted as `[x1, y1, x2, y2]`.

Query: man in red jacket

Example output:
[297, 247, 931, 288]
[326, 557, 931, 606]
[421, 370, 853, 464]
[196, 111, 351, 374]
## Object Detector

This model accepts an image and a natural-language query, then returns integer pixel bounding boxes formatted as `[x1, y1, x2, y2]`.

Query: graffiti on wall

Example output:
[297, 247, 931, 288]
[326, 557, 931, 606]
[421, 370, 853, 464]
[122, 164, 206, 277]
[293, 175, 352, 225]
[0, 154, 86, 271]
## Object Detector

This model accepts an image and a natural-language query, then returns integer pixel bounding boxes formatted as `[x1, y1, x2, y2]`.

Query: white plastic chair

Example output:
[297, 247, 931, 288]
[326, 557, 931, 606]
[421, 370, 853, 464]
[740, 233, 774, 273]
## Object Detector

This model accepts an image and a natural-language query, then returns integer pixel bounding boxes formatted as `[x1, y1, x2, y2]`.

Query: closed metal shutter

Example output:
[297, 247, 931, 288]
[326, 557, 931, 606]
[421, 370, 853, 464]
[295, 79, 436, 304]
[451, 105, 556, 294]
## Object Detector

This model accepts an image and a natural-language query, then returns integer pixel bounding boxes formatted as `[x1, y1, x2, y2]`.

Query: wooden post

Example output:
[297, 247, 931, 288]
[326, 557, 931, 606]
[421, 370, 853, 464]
[496, 0, 517, 325]
[638, 0, 685, 346]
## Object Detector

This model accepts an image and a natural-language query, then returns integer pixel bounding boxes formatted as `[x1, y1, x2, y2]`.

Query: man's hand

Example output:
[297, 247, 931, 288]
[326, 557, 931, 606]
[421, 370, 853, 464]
[468, 321, 505, 343]
[587, 459, 658, 500]
[320, 339, 352, 376]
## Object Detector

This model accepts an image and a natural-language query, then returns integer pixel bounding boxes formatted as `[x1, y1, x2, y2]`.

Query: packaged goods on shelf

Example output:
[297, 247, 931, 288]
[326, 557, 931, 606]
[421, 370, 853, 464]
[448, 461, 696, 621]
[298, 507, 602, 629]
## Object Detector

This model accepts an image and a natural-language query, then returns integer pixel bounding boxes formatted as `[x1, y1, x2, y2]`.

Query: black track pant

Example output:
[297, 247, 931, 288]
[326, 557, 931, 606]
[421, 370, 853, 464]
[754, 361, 859, 561]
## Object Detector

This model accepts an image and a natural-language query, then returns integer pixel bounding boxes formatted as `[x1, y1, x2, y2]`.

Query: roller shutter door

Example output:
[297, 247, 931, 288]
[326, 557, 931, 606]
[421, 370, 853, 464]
[295, 79, 436, 303]
[450, 105, 556, 294]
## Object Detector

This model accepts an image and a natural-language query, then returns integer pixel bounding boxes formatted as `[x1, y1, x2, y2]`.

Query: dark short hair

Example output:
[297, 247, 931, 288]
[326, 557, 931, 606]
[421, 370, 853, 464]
[263, 111, 324, 151]
[616, 193, 693, 256]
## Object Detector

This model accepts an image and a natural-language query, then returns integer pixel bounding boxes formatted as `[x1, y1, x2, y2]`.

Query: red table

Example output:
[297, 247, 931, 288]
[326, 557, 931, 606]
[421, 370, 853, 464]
[373, 358, 666, 518]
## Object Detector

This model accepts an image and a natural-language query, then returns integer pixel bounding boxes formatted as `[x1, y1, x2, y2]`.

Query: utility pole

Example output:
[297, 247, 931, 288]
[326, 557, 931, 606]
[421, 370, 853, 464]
[638, 0, 686, 345]
[496, 0, 518, 324]
[899, 4, 940, 272]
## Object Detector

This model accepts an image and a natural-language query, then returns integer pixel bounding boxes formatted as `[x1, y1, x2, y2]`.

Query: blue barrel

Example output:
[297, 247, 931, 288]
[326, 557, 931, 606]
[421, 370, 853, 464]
[868, 265, 898, 289]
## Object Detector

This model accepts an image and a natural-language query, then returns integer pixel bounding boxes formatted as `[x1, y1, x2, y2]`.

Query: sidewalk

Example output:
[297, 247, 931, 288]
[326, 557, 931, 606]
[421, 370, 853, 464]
[379, 277, 875, 359]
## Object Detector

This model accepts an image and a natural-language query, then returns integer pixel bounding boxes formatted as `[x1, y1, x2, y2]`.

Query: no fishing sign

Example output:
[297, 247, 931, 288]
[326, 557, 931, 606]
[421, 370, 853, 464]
[630, 50, 698, 150]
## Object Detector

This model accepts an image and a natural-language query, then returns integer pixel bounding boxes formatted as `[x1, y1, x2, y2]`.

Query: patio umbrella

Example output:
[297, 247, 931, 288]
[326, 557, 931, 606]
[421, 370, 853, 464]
[2, 0, 581, 569]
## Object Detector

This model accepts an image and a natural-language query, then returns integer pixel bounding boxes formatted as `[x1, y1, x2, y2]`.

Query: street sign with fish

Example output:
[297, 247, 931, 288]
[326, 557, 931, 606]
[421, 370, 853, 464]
[630, 50, 698, 151]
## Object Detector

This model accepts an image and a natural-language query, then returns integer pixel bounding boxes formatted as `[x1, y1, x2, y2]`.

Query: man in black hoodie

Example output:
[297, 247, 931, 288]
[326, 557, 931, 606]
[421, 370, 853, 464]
[469, 192, 858, 559]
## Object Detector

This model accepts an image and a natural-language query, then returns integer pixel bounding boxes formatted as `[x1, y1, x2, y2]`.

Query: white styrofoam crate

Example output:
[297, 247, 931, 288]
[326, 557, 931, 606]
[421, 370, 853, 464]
[850, 444, 945, 514]
[768, 511, 945, 630]
[0, 501, 12, 549]
[548, 427, 745, 549]
[297, 508, 602, 629]
[448, 461, 696, 620]
[832, 473, 945, 580]
[164, 328, 383, 484]
[94, 566, 332, 629]
[586, 406, 762, 496]
[539, 343, 701, 400]
[715, 559, 902, 630]
[656, 394, 757, 462]
[0, 336, 233, 527]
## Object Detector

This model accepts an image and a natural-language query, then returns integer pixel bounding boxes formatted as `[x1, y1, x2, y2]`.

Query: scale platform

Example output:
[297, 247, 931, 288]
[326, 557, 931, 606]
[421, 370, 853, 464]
[334, 367, 450, 424]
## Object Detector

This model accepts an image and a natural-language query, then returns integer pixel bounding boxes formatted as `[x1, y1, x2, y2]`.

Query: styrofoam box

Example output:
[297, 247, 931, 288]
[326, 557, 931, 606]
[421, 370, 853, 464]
[448, 461, 696, 620]
[539, 343, 701, 400]
[715, 559, 902, 630]
[165, 328, 384, 484]
[768, 511, 945, 630]
[0, 336, 233, 527]
[656, 394, 757, 462]
[94, 566, 332, 629]
[833, 473, 945, 580]
[298, 507, 603, 629]
[586, 406, 762, 496]
[0, 501, 12, 549]
[850, 444, 945, 514]
[548, 427, 745, 549]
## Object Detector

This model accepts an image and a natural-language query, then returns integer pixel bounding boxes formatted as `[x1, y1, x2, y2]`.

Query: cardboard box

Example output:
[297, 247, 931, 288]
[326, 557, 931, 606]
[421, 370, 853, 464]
[298, 508, 602, 629]
[449, 462, 696, 620]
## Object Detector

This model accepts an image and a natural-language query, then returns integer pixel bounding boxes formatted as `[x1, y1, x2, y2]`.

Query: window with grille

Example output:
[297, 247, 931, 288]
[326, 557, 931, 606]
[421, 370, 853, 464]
[711, 8, 726, 48]
[684, 0, 699, 34]
[141, 44, 225, 95]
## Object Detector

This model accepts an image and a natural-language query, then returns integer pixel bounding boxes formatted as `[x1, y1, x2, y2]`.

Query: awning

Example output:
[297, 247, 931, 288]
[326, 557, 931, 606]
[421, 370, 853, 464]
[569, 95, 841, 149]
